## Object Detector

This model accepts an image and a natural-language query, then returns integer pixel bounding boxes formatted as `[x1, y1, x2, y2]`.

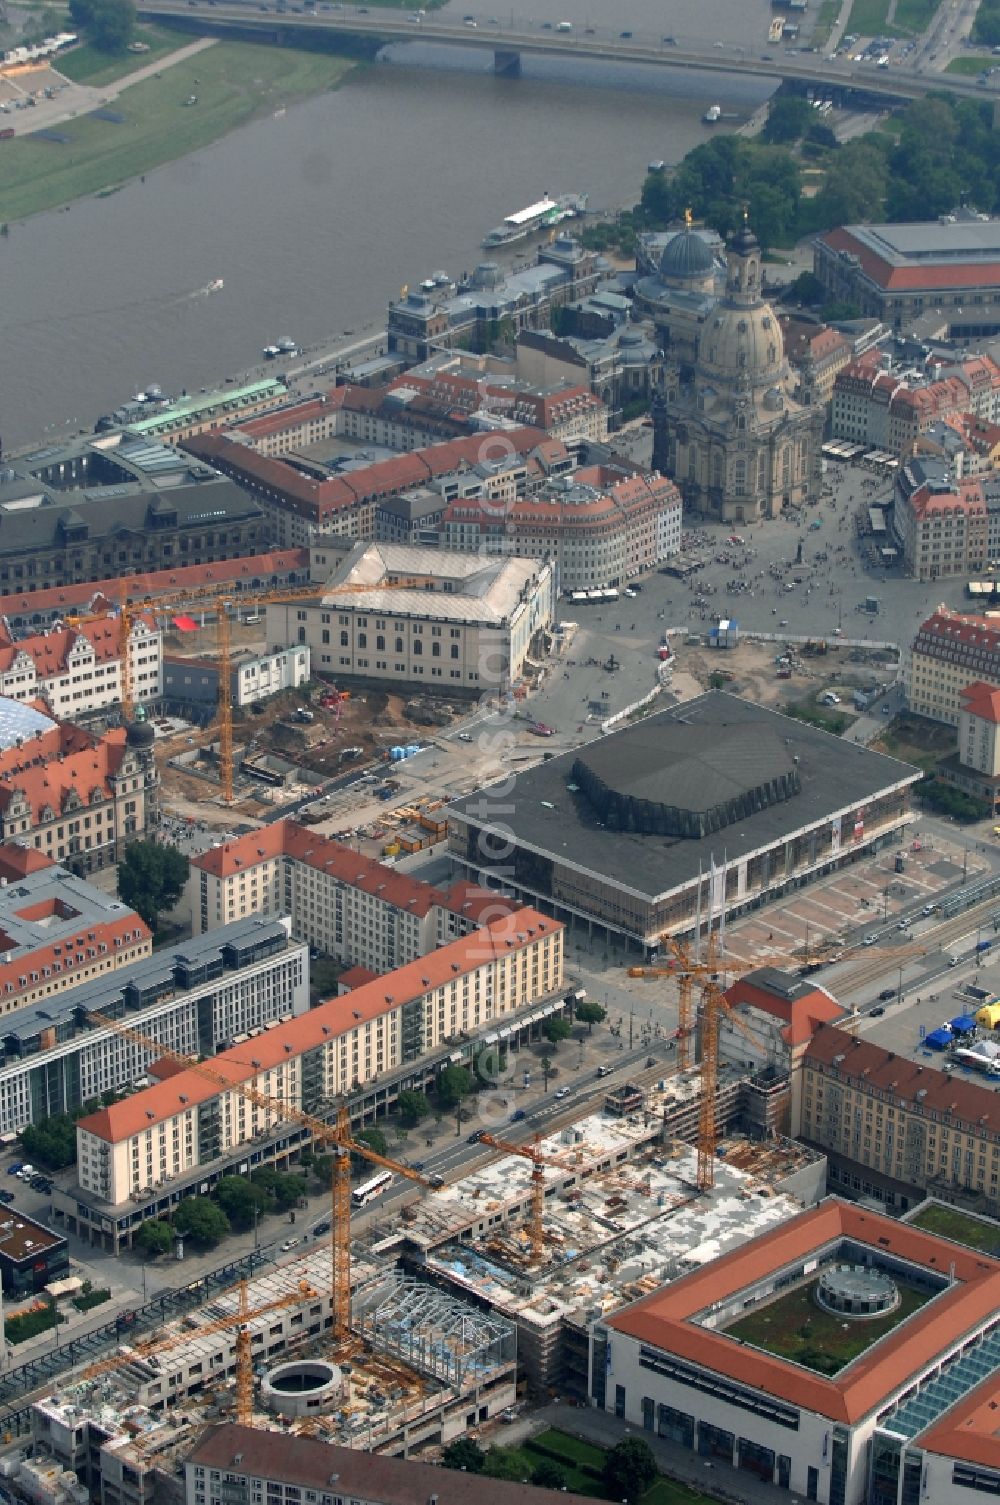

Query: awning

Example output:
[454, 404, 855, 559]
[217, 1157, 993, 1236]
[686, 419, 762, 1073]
[173, 614, 199, 632]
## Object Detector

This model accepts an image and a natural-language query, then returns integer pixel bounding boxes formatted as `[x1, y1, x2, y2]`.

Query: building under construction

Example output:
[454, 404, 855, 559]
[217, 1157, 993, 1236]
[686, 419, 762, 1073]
[377, 1087, 824, 1398]
[26, 1247, 517, 1505]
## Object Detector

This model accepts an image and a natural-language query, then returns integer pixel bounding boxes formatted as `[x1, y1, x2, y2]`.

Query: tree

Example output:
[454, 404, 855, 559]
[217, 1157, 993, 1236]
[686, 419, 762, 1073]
[398, 1089, 430, 1128]
[482, 1447, 532, 1481]
[269, 1173, 308, 1211]
[786, 270, 826, 307]
[213, 1175, 267, 1230]
[575, 1000, 607, 1035]
[540, 1053, 553, 1092]
[135, 1218, 173, 1257]
[603, 1437, 658, 1504]
[762, 94, 812, 145]
[352, 1127, 387, 1168]
[541, 1015, 573, 1047]
[69, 0, 136, 51]
[118, 841, 189, 932]
[441, 1438, 485, 1473]
[173, 1197, 230, 1249]
[531, 1459, 569, 1490]
[20, 1114, 77, 1169]
[436, 1064, 472, 1111]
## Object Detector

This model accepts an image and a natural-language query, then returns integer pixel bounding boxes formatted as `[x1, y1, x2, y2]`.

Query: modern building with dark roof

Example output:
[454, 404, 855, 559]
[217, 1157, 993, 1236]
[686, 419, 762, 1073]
[814, 217, 1000, 335]
[595, 1198, 1000, 1504]
[446, 691, 921, 947]
[0, 435, 268, 594]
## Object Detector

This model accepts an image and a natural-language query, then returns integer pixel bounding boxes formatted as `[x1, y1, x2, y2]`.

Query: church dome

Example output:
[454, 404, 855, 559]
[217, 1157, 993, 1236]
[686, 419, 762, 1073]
[659, 227, 715, 282]
[696, 301, 785, 389]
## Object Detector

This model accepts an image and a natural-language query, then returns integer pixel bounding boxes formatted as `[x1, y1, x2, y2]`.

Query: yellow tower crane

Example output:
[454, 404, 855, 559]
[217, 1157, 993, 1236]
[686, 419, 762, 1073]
[476, 1131, 588, 1263]
[117, 576, 421, 802]
[80, 1275, 318, 1429]
[88, 1011, 437, 1340]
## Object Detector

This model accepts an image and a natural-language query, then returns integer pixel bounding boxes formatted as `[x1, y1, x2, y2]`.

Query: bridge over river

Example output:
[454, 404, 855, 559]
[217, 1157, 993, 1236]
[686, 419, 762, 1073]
[137, 0, 1000, 109]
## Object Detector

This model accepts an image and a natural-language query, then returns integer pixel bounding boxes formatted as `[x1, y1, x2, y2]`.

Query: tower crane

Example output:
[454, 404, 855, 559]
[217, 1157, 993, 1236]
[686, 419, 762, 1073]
[116, 577, 419, 802]
[88, 1011, 438, 1340]
[80, 1277, 319, 1427]
[476, 1131, 587, 1263]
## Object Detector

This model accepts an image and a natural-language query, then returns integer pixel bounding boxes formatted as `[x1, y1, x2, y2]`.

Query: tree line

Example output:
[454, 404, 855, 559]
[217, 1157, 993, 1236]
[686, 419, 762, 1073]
[635, 91, 1000, 254]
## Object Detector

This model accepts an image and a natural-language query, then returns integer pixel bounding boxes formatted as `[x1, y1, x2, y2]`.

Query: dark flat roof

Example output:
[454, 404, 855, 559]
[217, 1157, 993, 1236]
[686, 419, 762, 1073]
[448, 692, 920, 901]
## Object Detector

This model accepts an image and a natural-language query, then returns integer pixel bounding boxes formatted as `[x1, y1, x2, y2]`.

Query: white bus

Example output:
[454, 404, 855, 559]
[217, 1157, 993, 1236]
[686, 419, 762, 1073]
[352, 1169, 394, 1207]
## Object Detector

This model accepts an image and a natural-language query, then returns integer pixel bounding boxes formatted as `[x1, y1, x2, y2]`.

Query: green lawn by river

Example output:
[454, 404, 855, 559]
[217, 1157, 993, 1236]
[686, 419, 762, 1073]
[0, 42, 357, 225]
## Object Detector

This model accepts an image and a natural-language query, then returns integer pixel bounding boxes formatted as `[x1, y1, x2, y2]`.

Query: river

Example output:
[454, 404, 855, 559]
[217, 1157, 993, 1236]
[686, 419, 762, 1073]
[0, 17, 777, 449]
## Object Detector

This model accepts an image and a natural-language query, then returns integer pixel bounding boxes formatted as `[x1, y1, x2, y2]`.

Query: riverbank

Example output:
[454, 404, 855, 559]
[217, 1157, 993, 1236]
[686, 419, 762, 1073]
[0, 40, 359, 224]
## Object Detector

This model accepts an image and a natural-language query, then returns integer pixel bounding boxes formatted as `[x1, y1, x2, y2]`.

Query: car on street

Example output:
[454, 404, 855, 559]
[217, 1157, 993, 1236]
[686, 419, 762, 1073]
[467, 1129, 486, 1143]
[510, 1108, 526, 1122]
[313, 1220, 331, 1236]
[410, 1161, 425, 1172]
[870, 1005, 886, 1016]
[878, 988, 895, 1001]
[596, 1064, 614, 1078]
[554, 1086, 571, 1100]
[457, 732, 473, 742]
[281, 1238, 300, 1252]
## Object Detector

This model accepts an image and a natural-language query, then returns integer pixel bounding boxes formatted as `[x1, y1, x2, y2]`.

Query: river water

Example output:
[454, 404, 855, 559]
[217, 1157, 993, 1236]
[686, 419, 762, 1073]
[0, 12, 777, 448]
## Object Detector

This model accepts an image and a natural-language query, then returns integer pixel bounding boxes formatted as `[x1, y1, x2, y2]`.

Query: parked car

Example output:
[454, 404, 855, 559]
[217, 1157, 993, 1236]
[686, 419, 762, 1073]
[7, 1163, 22, 1176]
[0, 1190, 14, 1205]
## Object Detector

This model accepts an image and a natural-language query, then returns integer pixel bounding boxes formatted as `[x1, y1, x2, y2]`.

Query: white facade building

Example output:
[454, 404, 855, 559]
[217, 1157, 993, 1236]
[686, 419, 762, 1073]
[77, 908, 563, 1207]
[266, 542, 554, 692]
[0, 917, 306, 1138]
[0, 616, 161, 718]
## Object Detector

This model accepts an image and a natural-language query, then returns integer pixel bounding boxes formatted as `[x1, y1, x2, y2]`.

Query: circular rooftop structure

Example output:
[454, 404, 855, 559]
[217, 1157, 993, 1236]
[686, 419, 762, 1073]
[571, 721, 799, 838]
[260, 1359, 344, 1418]
[660, 227, 716, 282]
[0, 697, 56, 751]
[816, 1265, 899, 1320]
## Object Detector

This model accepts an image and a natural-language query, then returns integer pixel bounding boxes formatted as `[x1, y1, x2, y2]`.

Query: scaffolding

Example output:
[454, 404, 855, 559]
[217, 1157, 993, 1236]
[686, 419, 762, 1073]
[353, 1275, 516, 1389]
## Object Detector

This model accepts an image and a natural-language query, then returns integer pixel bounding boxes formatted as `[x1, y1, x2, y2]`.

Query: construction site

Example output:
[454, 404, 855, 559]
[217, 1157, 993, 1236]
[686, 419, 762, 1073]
[14, 1058, 825, 1505]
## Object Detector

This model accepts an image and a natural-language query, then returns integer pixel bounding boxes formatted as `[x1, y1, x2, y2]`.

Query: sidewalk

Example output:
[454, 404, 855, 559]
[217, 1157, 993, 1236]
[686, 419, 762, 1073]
[525, 1403, 808, 1505]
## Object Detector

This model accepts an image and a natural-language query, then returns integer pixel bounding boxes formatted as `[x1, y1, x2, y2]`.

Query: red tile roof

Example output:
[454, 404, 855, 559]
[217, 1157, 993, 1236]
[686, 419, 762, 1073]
[725, 971, 846, 1047]
[909, 477, 985, 521]
[960, 680, 1000, 725]
[0, 845, 54, 882]
[336, 964, 378, 991]
[0, 616, 151, 681]
[805, 1024, 1000, 1135]
[192, 820, 517, 925]
[0, 552, 311, 622]
[918, 1373, 1000, 1469]
[606, 1199, 1000, 1424]
[0, 912, 150, 1006]
[914, 607, 1000, 658]
[183, 429, 551, 524]
[77, 906, 561, 1145]
[0, 725, 130, 822]
[821, 226, 1000, 293]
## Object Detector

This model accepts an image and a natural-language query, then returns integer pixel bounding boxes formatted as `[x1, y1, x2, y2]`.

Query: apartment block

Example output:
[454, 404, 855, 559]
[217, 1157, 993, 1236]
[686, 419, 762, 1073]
[908, 606, 1000, 726]
[188, 819, 519, 971]
[0, 916, 305, 1138]
[799, 1023, 1000, 1212]
[0, 848, 151, 1018]
[76, 908, 563, 1207]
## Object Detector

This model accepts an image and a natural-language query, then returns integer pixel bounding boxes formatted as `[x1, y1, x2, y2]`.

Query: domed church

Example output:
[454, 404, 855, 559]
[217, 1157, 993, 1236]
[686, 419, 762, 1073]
[652, 216, 821, 523]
